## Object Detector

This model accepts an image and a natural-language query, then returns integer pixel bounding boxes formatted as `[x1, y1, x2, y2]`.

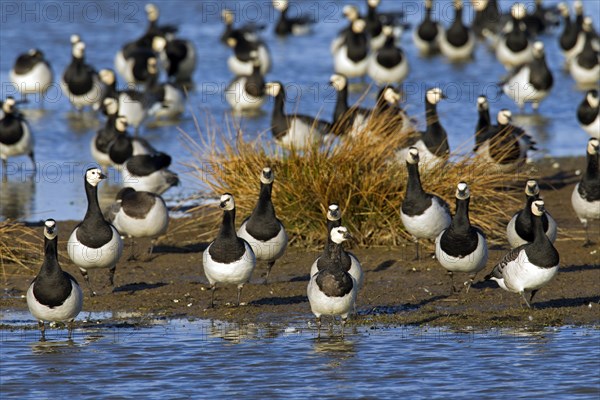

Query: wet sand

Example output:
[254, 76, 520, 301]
[2, 157, 599, 329]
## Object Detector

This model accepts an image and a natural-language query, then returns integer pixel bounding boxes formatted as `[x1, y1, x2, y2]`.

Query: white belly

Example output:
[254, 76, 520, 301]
[367, 55, 409, 85]
[503, 67, 550, 106]
[202, 242, 256, 285]
[581, 114, 600, 139]
[571, 183, 600, 225]
[412, 26, 443, 54]
[61, 75, 105, 110]
[225, 77, 265, 113]
[333, 46, 368, 78]
[118, 93, 146, 128]
[67, 226, 123, 270]
[237, 222, 288, 262]
[401, 198, 451, 240]
[27, 279, 83, 322]
[153, 85, 185, 119]
[277, 118, 326, 150]
[435, 231, 488, 273]
[439, 31, 475, 61]
[112, 201, 169, 238]
[569, 59, 600, 87]
[496, 40, 533, 69]
[502, 252, 559, 293]
[228, 46, 270, 76]
[10, 62, 53, 95]
[122, 166, 177, 195]
[309, 253, 363, 290]
[307, 275, 356, 319]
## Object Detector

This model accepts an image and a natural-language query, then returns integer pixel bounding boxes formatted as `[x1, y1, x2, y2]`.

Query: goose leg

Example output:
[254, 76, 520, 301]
[210, 284, 216, 308]
[28, 151, 36, 172]
[236, 284, 245, 306]
[264, 261, 276, 284]
[465, 274, 476, 294]
[79, 268, 96, 297]
[68, 320, 75, 340]
[2, 159, 7, 182]
[316, 316, 321, 339]
[412, 239, 420, 261]
[520, 291, 532, 309]
[38, 321, 46, 341]
[127, 238, 137, 261]
[108, 266, 116, 287]
[341, 317, 347, 338]
[583, 223, 592, 247]
[447, 271, 456, 294]
[529, 289, 539, 304]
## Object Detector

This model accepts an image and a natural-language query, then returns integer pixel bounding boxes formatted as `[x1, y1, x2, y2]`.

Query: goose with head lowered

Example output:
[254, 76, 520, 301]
[237, 168, 287, 283]
[569, 17, 600, 88]
[273, 0, 315, 36]
[507, 180, 557, 248]
[61, 39, 105, 111]
[486, 200, 559, 308]
[9, 49, 53, 104]
[106, 116, 155, 170]
[401, 147, 451, 260]
[264, 81, 332, 150]
[225, 51, 266, 114]
[122, 150, 179, 195]
[577, 89, 599, 139]
[496, 3, 533, 69]
[67, 168, 124, 296]
[439, 0, 475, 61]
[105, 187, 169, 260]
[203, 194, 256, 308]
[27, 219, 83, 341]
[152, 33, 196, 84]
[413, 0, 443, 55]
[307, 226, 357, 338]
[435, 182, 488, 293]
[226, 29, 271, 76]
[571, 138, 600, 247]
[395, 87, 449, 170]
[310, 204, 363, 292]
[333, 19, 370, 80]
[502, 41, 553, 112]
[367, 25, 409, 85]
[220, 8, 266, 46]
[0, 97, 35, 179]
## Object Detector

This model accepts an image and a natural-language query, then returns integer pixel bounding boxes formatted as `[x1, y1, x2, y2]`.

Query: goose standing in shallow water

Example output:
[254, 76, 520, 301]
[307, 226, 357, 338]
[577, 89, 599, 139]
[203, 194, 256, 307]
[413, 0, 442, 55]
[0, 97, 35, 179]
[264, 81, 332, 149]
[331, 5, 360, 55]
[9, 49, 53, 103]
[333, 19, 370, 79]
[27, 220, 83, 341]
[569, 17, 600, 88]
[557, 2, 585, 67]
[507, 180, 557, 248]
[471, 0, 501, 41]
[220, 9, 265, 45]
[435, 182, 488, 293]
[144, 57, 185, 120]
[571, 138, 600, 246]
[273, 0, 314, 36]
[105, 187, 169, 259]
[67, 168, 124, 296]
[225, 52, 266, 114]
[496, 3, 533, 69]
[486, 200, 560, 308]
[237, 168, 287, 284]
[91, 98, 120, 172]
[439, 0, 475, 62]
[61, 39, 104, 111]
[226, 30, 271, 76]
[401, 147, 451, 260]
[367, 26, 409, 85]
[396, 87, 449, 170]
[310, 204, 363, 292]
[502, 41, 553, 112]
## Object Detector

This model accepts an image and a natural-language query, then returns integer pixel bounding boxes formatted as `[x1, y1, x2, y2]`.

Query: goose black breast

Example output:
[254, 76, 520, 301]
[166, 40, 188, 76]
[32, 272, 75, 308]
[447, 22, 469, 47]
[401, 194, 434, 216]
[0, 116, 24, 145]
[122, 191, 157, 219]
[377, 47, 403, 68]
[524, 241, 559, 268]
[208, 237, 247, 264]
[579, 177, 600, 201]
[418, 21, 438, 41]
[63, 63, 94, 96]
[506, 29, 528, 53]
[316, 270, 353, 297]
[108, 137, 134, 165]
[75, 219, 114, 248]
[515, 211, 549, 242]
[346, 34, 368, 62]
[126, 153, 172, 176]
[577, 101, 598, 125]
[245, 216, 281, 241]
[529, 61, 553, 91]
[439, 226, 480, 257]
[14, 54, 39, 74]
[316, 247, 352, 272]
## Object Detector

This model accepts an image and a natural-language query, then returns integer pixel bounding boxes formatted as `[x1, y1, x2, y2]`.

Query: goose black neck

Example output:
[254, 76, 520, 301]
[217, 208, 237, 241]
[322, 240, 344, 270]
[333, 86, 349, 122]
[252, 183, 275, 218]
[146, 71, 159, 90]
[425, 100, 439, 126]
[272, 89, 286, 119]
[84, 181, 103, 221]
[586, 150, 599, 179]
[42, 236, 60, 272]
[532, 211, 549, 245]
[406, 162, 425, 196]
[451, 196, 471, 233]
[477, 107, 490, 134]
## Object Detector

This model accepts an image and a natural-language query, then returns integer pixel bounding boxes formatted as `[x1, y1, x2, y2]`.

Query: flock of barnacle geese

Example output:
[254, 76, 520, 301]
[0, 0, 598, 338]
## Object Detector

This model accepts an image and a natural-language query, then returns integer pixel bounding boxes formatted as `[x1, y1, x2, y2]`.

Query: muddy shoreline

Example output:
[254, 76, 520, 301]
[2, 157, 599, 330]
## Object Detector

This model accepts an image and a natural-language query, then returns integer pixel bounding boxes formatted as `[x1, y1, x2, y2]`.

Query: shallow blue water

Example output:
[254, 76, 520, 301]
[1, 312, 599, 399]
[0, 0, 598, 221]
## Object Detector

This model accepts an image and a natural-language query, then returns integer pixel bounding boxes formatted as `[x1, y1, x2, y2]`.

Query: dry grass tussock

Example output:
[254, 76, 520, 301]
[182, 109, 524, 247]
[0, 220, 41, 280]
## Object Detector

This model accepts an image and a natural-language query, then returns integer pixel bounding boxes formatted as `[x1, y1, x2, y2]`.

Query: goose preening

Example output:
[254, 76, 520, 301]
[474, 109, 536, 172]
[439, 0, 475, 62]
[367, 25, 409, 85]
[105, 187, 169, 259]
[502, 41, 554, 112]
[496, 3, 533, 69]
[557, 2, 585, 67]
[203, 194, 256, 307]
[396, 87, 449, 170]
[106, 116, 155, 169]
[310, 204, 363, 292]
[0, 97, 35, 179]
[27, 219, 83, 341]
[91, 97, 120, 171]
[152, 34, 196, 84]
[220, 8, 265, 45]
[225, 51, 266, 114]
[507, 180, 557, 249]
[237, 168, 287, 283]
[226, 30, 271, 76]
[486, 200, 560, 308]
[577, 89, 599, 139]
[122, 151, 179, 195]
[273, 0, 315, 36]
[401, 147, 451, 260]
[61, 39, 104, 111]
[145, 57, 185, 120]
[333, 19, 370, 79]
[435, 182, 488, 293]
[264, 81, 332, 149]
[307, 226, 357, 338]
[471, 0, 502, 40]
[571, 138, 600, 246]
[67, 168, 124, 296]
[330, 73, 376, 138]
[9, 49, 53, 103]
[569, 17, 600, 88]
[413, 0, 442, 55]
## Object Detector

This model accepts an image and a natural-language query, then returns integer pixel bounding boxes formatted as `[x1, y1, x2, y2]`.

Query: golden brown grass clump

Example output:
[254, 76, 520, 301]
[0, 220, 40, 280]
[183, 109, 524, 248]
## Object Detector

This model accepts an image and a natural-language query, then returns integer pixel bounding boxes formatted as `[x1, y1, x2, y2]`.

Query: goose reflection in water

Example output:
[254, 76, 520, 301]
[0, 178, 34, 219]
